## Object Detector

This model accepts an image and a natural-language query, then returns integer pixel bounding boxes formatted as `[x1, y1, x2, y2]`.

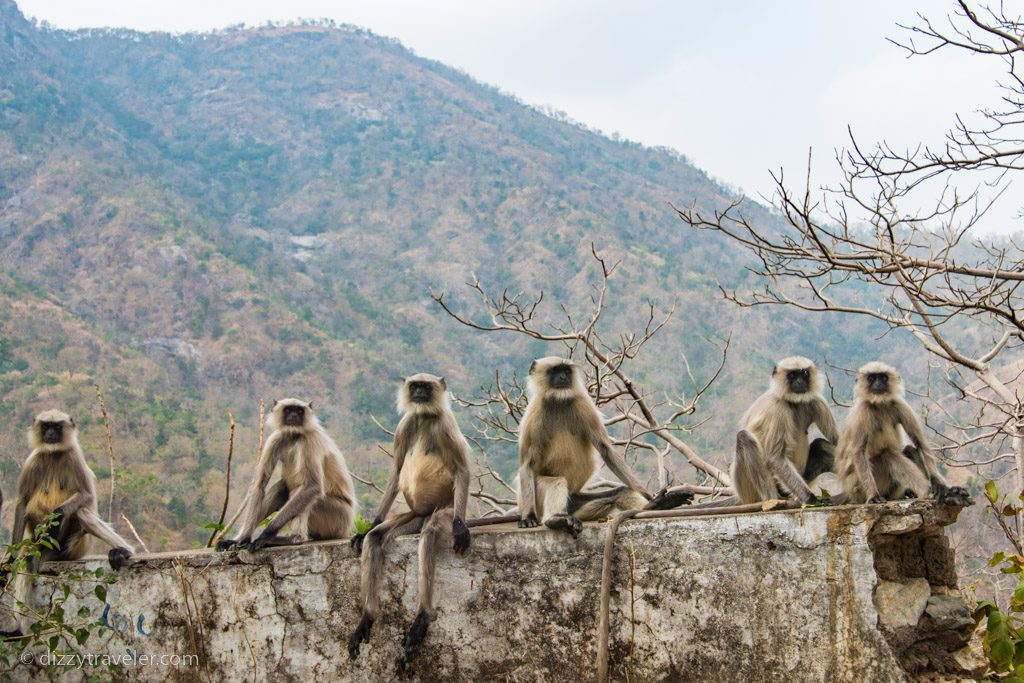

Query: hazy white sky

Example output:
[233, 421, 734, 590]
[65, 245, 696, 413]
[16, 0, 1020, 234]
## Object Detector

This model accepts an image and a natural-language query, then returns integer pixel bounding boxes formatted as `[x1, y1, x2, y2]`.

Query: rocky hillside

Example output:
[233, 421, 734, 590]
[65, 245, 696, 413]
[0, 1, 970, 552]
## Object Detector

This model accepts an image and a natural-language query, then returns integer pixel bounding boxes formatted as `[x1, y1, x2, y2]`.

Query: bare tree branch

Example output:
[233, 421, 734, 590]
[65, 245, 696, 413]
[676, 0, 1024, 531]
[432, 245, 732, 489]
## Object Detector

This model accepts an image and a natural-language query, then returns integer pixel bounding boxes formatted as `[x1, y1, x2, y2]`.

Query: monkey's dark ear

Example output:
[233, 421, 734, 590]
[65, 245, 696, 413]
[307, 401, 314, 411]
[771, 364, 778, 376]
[529, 360, 537, 374]
[439, 377, 447, 390]
[69, 416, 76, 428]
[272, 399, 279, 408]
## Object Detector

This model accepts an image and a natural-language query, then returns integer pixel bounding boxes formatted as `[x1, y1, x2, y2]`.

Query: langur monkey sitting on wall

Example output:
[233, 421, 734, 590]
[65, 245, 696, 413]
[8, 411, 134, 632]
[217, 398, 357, 552]
[836, 362, 971, 506]
[348, 374, 471, 661]
[12, 411, 134, 567]
[516, 357, 689, 538]
[728, 356, 839, 505]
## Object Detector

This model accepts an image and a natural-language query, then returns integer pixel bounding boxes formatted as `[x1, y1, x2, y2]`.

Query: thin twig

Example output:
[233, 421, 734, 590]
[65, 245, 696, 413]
[94, 384, 116, 521]
[220, 399, 265, 537]
[120, 513, 149, 553]
[352, 472, 385, 495]
[256, 399, 266, 462]
[207, 410, 236, 548]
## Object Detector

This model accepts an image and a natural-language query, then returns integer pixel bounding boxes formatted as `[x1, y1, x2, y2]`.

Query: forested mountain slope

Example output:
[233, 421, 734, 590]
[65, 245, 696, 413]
[0, 0, 923, 549]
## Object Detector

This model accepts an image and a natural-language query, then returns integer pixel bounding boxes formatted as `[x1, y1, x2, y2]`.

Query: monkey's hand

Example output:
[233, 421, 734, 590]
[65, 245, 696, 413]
[934, 484, 973, 508]
[645, 487, 694, 510]
[545, 514, 583, 538]
[517, 512, 538, 529]
[108, 547, 133, 571]
[215, 538, 246, 552]
[867, 495, 887, 505]
[452, 518, 470, 554]
[245, 535, 270, 552]
[245, 534, 301, 552]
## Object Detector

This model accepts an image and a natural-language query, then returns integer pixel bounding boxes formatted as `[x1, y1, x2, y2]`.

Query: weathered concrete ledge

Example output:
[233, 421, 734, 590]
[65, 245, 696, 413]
[11, 501, 976, 682]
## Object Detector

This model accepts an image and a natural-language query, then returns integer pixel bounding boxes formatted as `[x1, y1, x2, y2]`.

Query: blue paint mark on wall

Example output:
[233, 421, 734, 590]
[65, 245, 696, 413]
[102, 603, 154, 638]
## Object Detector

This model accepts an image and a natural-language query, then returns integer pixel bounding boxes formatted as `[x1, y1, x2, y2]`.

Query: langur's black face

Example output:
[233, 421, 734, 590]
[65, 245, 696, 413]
[786, 367, 811, 394]
[866, 372, 890, 395]
[548, 364, 574, 390]
[282, 405, 306, 427]
[408, 381, 434, 404]
[40, 421, 64, 444]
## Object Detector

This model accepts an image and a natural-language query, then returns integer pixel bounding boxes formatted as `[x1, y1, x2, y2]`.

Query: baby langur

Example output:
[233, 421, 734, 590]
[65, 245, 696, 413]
[348, 374, 471, 661]
[836, 362, 971, 506]
[217, 399, 357, 552]
[729, 357, 838, 505]
[9, 411, 134, 632]
[517, 357, 689, 538]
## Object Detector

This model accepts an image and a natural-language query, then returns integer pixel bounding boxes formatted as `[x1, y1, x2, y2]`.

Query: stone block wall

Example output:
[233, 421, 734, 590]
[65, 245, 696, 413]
[8, 501, 975, 681]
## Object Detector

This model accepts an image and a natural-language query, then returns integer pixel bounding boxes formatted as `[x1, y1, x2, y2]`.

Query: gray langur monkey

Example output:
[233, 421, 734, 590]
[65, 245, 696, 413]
[11, 411, 134, 568]
[728, 356, 839, 505]
[348, 374, 471, 661]
[8, 411, 134, 632]
[217, 398, 357, 552]
[516, 357, 690, 538]
[836, 362, 971, 506]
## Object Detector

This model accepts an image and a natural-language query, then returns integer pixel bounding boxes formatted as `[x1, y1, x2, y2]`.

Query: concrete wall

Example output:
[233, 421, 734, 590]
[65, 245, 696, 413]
[9, 501, 977, 682]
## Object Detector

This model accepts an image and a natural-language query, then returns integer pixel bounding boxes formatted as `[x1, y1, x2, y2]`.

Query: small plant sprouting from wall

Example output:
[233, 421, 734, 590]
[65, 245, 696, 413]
[974, 481, 1024, 679]
[0, 514, 119, 676]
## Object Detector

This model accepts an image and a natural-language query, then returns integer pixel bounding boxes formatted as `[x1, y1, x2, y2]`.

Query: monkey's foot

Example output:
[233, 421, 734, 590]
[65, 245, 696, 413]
[350, 532, 368, 554]
[544, 514, 583, 538]
[867, 495, 887, 505]
[215, 538, 244, 552]
[348, 614, 374, 659]
[247, 534, 302, 552]
[517, 513, 538, 529]
[108, 547, 133, 571]
[646, 487, 694, 511]
[452, 518, 470, 554]
[902, 489, 919, 499]
[0, 628, 22, 641]
[936, 485, 973, 508]
[351, 517, 383, 554]
[402, 611, 430, 660]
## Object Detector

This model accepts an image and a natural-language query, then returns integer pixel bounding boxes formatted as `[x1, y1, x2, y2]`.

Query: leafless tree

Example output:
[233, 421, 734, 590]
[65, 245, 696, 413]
[431, 245, 732, 501]
[676, 1, 1024, 524]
